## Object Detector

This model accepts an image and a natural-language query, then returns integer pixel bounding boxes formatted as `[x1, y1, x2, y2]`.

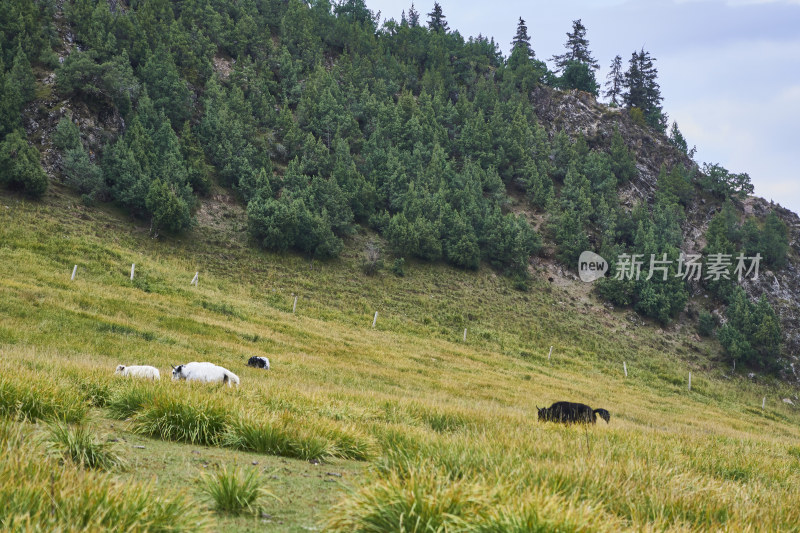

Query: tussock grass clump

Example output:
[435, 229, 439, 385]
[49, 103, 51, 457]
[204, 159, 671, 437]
[0, 421, 205, 531]
[222, 416, 301, 458]
[76, 378, 114, 407]
[133, 395, 229, 445]
[326, 461, 622, 533]
[325, 463, 497, 532]
[223, 416, 334, 461]
[0, 375, 87, 423]
[201, 465, 272, 515]
[107, 383, 158, 419]
[45, 420, 124, 470]
[223, 414, 375, 462]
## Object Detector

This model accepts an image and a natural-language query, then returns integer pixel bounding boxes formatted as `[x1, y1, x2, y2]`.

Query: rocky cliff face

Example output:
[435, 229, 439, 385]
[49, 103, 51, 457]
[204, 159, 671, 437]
[530, 86, 799, 382]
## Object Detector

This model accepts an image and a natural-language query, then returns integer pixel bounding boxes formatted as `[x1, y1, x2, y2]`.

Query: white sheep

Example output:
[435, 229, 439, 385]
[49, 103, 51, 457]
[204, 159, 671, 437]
[115, 365, 160, 380]
[171, 362, 240, 387]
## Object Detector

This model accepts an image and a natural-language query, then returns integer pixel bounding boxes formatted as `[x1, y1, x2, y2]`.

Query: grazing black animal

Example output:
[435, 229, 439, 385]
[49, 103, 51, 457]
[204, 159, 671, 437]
[247, 356, 270, 370]
[537, 401, 610, 424]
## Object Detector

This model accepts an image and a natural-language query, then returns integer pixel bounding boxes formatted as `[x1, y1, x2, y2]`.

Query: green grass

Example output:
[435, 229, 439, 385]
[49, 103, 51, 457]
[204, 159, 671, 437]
[2, 186, 800, 531]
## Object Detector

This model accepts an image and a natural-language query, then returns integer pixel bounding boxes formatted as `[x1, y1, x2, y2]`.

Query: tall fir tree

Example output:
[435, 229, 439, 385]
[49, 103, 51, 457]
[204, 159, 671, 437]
[622, 49, 665, 131]
[510, 17, 533, 59]
[551, 19, 599, 73]
[427, 2, 448, 32]
[408, 2, 420, 27]
[604, 54, 623, 106]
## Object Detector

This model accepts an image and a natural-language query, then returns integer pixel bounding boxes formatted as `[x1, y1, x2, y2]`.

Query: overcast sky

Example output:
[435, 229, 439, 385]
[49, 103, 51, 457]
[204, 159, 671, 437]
[367, 0, 800, 215]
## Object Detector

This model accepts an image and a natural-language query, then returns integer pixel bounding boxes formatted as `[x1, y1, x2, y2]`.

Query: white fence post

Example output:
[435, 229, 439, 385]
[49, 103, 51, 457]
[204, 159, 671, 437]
[293, 296, 298, 314]
[130, 263, 135, 280]
[372, 311, 378, 328]
[688, 372, 692, 391]
[71, 265, 78, 281]
[191, 272, 198, 286]
[463, 328, 467, 342]
[548, 346, 553, 361]
[623, 361, 628, 378]
[762, 397, 766, 410]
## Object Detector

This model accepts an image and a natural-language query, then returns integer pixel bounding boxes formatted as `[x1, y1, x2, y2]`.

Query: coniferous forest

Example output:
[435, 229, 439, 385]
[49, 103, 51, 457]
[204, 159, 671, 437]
[0, 0, 792, 369]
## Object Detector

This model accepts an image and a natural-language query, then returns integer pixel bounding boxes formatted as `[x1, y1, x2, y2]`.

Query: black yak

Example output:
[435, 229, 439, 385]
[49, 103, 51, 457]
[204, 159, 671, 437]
[537, 401, 610, 424]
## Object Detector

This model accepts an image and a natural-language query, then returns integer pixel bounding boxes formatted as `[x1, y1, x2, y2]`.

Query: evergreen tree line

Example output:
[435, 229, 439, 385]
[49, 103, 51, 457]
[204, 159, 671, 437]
[0, 0, 55, 198]
[46, 0, 652, 274]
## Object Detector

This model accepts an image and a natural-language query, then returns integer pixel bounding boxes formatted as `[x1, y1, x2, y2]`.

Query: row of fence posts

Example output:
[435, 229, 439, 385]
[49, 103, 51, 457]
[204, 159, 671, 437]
[68, 264, 780, 410]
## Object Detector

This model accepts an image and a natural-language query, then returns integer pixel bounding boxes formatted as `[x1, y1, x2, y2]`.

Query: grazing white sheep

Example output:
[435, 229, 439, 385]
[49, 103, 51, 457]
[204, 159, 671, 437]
[115, 365, 160, 380]
[171, 362, 240, 387]
[247, 356, 270, 370]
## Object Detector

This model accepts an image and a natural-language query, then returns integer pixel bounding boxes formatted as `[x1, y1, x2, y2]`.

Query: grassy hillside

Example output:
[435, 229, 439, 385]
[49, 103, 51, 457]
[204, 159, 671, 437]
[2, 185, 800, 531]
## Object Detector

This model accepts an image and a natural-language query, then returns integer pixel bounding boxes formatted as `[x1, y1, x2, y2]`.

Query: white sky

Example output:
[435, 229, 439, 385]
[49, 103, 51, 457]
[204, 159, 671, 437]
[367, 0, 800, 214]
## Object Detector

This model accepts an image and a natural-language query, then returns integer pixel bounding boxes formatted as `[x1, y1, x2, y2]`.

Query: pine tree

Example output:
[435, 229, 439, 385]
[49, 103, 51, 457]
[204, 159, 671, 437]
[551, 19, 598, 73]
[9, 43, 36, 104]
[427, 2, 448, 33]
[622, 49, 665, 131]
[408, 2, 420, 27]
[510, 17, 533, 60]
[604, 55, 623, 106]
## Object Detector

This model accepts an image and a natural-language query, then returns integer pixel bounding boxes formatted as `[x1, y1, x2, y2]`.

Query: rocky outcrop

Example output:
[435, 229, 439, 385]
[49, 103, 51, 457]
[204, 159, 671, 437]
[531, 86, 799, 382]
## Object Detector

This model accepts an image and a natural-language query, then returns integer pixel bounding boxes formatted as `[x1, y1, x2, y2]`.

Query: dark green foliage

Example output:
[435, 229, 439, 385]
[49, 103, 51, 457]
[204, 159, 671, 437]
[742, 212, 790, 269]
[146, 179, 192, 235]
[718, 289, 782, 368]
[697, 310, 716, 337]
[63, 148, 104, 204]
[596, 193, 689, 324]
[140, 47, 191, 127]
[622, 49, 665, 131]
[604, 55, 623, 106]
[551, 19, 598, 73]
[55, 51, 140, 116]
[427, 3, 449, 32]
[702, 202, 788, 299]
[668, 121, 694, 157]
[558, 60, 599, 95]
[656, 164, 693, 206]
[700, 163, 754, 201]
[0, 130, 48, 198]
[9, 44, 35, 104]
[53, 117, 82, 151]
[391, 257, 405, 277]
[609, 126, 637, 184]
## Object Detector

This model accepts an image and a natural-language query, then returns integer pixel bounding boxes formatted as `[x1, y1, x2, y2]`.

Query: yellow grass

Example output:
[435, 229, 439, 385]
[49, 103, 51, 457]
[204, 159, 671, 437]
[1, 188, 799, 531]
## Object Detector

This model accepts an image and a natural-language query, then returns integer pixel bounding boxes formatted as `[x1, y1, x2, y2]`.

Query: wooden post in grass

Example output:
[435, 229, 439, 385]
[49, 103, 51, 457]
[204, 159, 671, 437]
[688, 372, 692, 391]
[130, 263, 135, 280]
[71, 265, 77, 281]
[191, 272, 198, 286]
[548, 346, 553, 361]
[463, 328, 467, 342]
[293, 296, 298, 314]
[623, 361, 628, 378]
[372, 311, 378, 328]
[762, 397, 766, 410]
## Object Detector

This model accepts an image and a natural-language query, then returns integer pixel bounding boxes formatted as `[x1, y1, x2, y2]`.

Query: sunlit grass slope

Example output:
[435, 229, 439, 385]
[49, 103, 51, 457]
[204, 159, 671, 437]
[1, 186, 799, 531]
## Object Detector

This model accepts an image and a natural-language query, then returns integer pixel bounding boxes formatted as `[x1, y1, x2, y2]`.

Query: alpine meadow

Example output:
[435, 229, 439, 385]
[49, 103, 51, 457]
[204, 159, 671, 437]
[1, 0, 799, 531]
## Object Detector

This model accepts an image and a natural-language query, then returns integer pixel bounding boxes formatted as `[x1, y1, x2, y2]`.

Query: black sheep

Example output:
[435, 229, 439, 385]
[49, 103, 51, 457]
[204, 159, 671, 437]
[247, 356, 270, 370]
[537, 401, 610, 424]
